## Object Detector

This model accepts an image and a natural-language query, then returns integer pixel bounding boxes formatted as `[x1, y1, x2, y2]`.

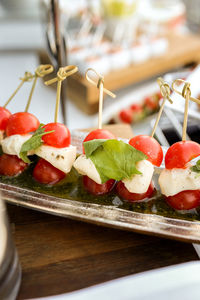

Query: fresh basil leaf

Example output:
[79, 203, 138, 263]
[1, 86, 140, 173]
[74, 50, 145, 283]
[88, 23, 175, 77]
[84, 139, 107, 158]
[19, 152, 31, 164]
[196, 160, 200, 170]
[88, 139, 147, 183]
[191, 160, 200, 174]
[19, 124, 54, 163]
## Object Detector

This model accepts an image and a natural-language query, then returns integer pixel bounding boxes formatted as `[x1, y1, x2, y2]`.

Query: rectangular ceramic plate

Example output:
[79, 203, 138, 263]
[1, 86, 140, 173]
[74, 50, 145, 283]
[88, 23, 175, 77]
[1, 131, 200, 244]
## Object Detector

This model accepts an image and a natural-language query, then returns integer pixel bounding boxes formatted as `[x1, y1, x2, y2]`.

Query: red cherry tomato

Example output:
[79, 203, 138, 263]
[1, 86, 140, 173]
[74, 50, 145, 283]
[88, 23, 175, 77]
[119, 109, 133, 124]
[0, 107, 11, 130]
[165, 141, 200, 169]
[6, 112, 40, 136]
[84, 129, 115, 142]
[166, 190, 200, 210]
[144, 96, 158, 110]
[33, 159, 65, 185]
[130, 104, 142, 113]
[129, 135, 163, 167]
[82, 176, 115, 195]
[42, 123, 70, 148]
[116, 181, 154, 202]
[83, 129, 115, 153]
[156, 91, 163, 100]
[0, 154, 27, 176]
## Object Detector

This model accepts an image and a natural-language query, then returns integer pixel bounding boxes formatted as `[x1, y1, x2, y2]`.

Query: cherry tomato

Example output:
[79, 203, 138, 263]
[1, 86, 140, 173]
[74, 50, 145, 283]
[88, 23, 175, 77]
[83, 129, 115, 153]
[119, 109, 133, 124]
[129, 135, 163, 167]
[166, 190, 200, 210]
[144, 96, 158, 110]
[42, 123, 70, 148]
[33, 159, 65, 185]
[82, 176, 115, 195]
[6, 112, 40, 136]
[156, 91, 163, 100]
[0, 107, 11, 130]
[84, 129, 115, 143]
[130, 104, 142, 113]
[165, 141, 200, 169]
[116, 181, 154, 202]
[0, 154, 27, 176]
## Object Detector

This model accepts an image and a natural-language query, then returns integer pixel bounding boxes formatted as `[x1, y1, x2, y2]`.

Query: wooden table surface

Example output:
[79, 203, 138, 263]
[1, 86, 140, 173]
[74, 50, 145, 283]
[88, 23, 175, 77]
[7, 203, 198, 300]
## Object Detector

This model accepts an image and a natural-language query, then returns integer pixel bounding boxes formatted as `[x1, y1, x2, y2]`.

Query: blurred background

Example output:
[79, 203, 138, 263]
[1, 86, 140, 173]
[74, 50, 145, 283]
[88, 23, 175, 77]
[1, 0, 200, 143]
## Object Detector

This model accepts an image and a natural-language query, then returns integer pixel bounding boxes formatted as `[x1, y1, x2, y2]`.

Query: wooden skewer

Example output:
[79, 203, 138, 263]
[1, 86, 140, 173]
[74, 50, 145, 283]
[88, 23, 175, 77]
[25, 64, 54, 112]
[172, 79, 195, 141]
[172, 79, 200, 106]
[151, 77, 173, 138]
[85, 68, 116, 98]
[85, 68, 116, 129]
[182, 85, 190, 141]
[98, 78, 104, 129]
[3, 72, 34, 108]
[45, 65, 78, 123]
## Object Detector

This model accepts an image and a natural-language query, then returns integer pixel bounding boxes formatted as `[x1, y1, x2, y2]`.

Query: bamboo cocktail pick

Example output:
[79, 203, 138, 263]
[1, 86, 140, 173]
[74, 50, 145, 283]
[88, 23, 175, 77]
[85, 68, 116, 129]
[25, 64, 54, 112]
[172, 79, 200, 141]
[3, 72, 34, 108]
[45, 65, 78, 123]
[151, 77, 173, 137]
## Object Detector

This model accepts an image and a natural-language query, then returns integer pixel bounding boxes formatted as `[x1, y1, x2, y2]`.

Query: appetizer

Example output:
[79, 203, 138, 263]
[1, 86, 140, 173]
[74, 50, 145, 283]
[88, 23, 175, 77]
[110, 90, 162, 125]
[159, 141, 200, 210]
[159, 79, 200, 210]
[31, 65, 78, 185]
[0, 66, 53, 177]
[116, 135, 163, 201]
[74, 128, 116, 195]
[33, 122, 76, 185]
[74, 68, 117, 195]
[116, 77, 172, 202]
[0, 112, 40, 176]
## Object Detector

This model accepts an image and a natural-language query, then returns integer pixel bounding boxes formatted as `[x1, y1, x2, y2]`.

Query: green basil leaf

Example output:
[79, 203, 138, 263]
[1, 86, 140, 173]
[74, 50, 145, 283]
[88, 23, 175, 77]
[84, 139, 107, 158]
[19, 124, 54, 163]
[191, 159, 200, 174]
[19, 152, 31, 164]
[196, 160, 200, 171]
[88, 139, 147, 183]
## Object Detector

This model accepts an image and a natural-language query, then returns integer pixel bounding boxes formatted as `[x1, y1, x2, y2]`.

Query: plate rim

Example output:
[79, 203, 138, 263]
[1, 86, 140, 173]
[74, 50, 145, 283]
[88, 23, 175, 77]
[1, 182, 200, 244]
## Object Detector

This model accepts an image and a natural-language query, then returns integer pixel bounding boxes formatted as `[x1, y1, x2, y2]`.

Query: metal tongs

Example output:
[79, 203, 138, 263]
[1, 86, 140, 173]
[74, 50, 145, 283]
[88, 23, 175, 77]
[46, 0, 67, 124]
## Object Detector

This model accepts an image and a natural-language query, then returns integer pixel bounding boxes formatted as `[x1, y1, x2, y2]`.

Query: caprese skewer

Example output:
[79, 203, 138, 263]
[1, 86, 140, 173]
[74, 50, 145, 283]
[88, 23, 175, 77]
[0, 112, 40, 176]
[31, 65, 78, 185]
[116, 78, 172, 202]
[0, 66, 55, 177]
[159, 79, 200, 210]
[33, 122, 76, 184]
[159, 141, 200, 210]
[116, 134, 163, 202]
[74, 128, 116, 195]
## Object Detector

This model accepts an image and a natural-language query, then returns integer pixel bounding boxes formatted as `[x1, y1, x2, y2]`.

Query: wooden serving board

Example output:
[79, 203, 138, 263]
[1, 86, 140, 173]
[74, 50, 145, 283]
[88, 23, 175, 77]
[66, 33, 200, 114]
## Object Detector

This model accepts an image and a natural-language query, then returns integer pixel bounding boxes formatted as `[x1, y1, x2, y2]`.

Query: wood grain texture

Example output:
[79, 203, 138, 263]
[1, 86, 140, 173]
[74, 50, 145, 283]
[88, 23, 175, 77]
[7, 204, 198, 300]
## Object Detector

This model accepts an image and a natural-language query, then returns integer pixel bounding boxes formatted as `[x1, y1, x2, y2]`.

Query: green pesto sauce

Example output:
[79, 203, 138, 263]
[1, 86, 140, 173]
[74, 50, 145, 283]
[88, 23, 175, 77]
[0, 162, 200, 222]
